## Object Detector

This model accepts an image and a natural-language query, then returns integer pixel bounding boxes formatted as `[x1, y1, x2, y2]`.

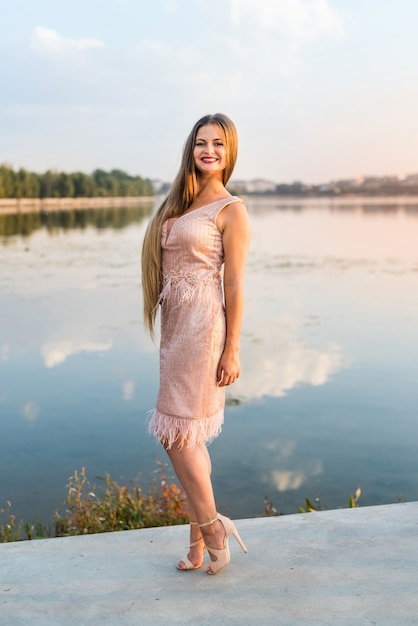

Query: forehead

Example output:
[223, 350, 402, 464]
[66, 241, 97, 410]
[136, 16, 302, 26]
[195, 123, 225, 140]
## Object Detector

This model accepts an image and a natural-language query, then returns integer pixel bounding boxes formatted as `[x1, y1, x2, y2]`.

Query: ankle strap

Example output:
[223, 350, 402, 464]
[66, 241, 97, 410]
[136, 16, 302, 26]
[198, 513, 219, 528]
[189, 521, 199, 526]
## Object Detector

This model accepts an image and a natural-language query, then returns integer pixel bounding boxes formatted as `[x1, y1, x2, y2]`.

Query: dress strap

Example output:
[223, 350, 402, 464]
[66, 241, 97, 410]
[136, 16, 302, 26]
[213, 196, 246, 222]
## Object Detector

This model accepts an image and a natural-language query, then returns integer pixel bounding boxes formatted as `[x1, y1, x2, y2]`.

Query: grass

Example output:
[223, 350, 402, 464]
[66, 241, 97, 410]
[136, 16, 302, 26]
[263, 487, 362, 517]
[1, 463, 189, 543]
[1, 470, 366, 543]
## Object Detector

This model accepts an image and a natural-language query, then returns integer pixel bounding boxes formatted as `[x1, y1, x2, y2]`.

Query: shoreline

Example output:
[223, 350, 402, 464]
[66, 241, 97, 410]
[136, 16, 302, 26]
[239, 194, 418, 205]
[0, 196, 155, 215]
[2, 194, 418, 216]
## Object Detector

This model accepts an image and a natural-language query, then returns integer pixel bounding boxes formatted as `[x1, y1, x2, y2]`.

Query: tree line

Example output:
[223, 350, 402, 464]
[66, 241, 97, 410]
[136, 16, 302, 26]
[0, 165, 153, 198]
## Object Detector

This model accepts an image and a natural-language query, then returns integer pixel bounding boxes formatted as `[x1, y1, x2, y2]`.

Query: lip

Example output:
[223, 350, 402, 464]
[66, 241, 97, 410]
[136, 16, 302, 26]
[201, 157, 217, 163]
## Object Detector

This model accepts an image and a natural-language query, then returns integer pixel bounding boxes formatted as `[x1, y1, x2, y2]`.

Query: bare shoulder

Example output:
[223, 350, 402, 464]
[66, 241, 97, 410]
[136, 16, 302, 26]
[217, 199, 250, 233]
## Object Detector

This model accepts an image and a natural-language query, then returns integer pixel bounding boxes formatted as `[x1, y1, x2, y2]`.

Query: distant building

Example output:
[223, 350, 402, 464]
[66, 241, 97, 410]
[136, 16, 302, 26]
[230, 179, 277, 194]
[403, 173, 418, 186]
[151, 179, 170, 194]
[152, 173, 418, 198]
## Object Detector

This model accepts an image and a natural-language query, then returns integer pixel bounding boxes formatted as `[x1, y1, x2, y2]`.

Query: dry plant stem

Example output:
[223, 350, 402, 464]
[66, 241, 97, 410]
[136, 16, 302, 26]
[55, 464, 189, 536]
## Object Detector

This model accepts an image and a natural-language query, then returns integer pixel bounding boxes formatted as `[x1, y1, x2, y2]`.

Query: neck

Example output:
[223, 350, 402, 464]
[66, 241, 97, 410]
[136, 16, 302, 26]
[196, 174, 225, 197]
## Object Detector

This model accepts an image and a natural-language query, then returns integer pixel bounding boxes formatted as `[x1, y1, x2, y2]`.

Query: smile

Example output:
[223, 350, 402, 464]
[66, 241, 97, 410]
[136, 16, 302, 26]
[201, 158, 217, 163]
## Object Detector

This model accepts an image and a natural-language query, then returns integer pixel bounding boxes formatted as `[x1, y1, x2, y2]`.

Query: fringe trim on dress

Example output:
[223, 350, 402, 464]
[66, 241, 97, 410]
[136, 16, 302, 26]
[147, 407, 224, 450]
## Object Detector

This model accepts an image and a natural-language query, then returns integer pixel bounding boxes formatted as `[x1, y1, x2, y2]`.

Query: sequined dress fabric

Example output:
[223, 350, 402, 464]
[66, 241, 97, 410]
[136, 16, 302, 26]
[148, 197, 245, 449]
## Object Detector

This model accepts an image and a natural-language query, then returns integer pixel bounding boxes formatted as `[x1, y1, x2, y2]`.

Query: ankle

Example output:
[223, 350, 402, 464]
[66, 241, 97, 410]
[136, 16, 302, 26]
[201, 519, 224, 541]
[198, 513, 219, 529]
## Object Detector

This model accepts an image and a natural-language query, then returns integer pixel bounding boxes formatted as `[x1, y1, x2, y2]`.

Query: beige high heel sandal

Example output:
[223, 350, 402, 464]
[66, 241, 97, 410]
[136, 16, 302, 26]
[199, 513, 248, 575]
[176, 521, 206, 571]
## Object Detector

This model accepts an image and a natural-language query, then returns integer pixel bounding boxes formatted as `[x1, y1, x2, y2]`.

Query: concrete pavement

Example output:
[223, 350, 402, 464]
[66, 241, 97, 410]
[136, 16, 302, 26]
[1, 502, 418, 625]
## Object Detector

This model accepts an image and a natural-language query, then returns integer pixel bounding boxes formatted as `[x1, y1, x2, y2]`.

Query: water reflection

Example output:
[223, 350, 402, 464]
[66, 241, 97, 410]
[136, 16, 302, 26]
[0, 202, 153, 239]
[261, 439, 323, 492]
[1, 197, 418, 523]
[247, 198, 418, 264]
[122, 380, 135, 401]
[41, 340, 113, 368]
[246, 196, 418, 215]
[270, 464, 324, 492]
[233, 314, 343, 401]
[22, 400, 40, 422]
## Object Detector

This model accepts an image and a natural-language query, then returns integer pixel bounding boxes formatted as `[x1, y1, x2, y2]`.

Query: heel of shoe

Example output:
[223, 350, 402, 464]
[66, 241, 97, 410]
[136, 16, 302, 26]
[231, 527, 248, 554]
[199, 512, 247, 574]
[217, 513, 248, 554]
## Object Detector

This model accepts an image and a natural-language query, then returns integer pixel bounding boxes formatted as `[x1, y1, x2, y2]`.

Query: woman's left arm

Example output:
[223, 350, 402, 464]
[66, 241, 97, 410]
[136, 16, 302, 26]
[217, 202, 252, 387]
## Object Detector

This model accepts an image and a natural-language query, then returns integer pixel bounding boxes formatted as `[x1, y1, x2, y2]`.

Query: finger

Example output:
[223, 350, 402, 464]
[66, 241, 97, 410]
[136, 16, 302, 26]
[217, 368, 224, 385]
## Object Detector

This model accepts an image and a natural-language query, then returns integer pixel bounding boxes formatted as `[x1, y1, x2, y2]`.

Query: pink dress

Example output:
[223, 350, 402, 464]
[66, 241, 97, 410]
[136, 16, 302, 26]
[148, 196, 245, 449]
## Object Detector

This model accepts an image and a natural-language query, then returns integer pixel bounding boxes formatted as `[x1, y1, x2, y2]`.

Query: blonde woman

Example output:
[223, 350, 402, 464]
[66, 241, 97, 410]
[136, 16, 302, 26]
[142, 113, 251, 574]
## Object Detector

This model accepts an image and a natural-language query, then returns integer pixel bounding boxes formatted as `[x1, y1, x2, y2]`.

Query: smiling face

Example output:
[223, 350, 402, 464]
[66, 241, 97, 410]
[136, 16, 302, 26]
[193, 124, 227, 177]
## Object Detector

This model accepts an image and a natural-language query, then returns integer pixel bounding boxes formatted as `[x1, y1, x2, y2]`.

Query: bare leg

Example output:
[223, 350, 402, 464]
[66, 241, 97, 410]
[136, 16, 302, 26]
[177, 447, 212, 568]
[165, 441, 226, 569]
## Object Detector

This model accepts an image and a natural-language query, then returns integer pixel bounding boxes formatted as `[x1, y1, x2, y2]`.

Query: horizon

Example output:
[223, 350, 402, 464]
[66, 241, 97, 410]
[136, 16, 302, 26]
[2, 162, 418, 189]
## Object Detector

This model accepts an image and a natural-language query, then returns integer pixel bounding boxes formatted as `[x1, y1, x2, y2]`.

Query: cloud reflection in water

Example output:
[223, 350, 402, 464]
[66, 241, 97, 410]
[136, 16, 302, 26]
[41, 340, 112, 368]
[233, 314, 343, 401]
[22, 400, 40, 422]
[122, 380, 135, 401]
[261, 438, 323, 493]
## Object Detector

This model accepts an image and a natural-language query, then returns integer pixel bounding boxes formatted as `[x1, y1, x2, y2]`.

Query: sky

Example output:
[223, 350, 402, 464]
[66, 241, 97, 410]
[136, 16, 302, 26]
[1, 0, 418, 183]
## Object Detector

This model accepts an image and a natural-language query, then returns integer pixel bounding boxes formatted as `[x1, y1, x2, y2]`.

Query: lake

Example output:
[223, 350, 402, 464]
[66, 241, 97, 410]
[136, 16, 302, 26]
[1, 197, 417, 526]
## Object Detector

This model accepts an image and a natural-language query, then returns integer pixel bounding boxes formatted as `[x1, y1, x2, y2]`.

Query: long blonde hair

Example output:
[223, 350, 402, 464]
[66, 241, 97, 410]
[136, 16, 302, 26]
[141, 113, 238, 336]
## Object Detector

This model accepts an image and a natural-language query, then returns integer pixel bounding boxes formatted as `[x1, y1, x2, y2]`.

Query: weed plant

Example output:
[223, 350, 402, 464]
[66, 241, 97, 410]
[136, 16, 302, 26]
[1, 463, 189, 543]
[0, 501, 21, 542]
[55, 463, 189, 536]
[1, 473, 368, 544]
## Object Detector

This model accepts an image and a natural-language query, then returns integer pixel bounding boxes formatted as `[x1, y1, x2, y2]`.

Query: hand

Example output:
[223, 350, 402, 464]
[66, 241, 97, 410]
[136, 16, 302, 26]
[217, 348, 240, 387]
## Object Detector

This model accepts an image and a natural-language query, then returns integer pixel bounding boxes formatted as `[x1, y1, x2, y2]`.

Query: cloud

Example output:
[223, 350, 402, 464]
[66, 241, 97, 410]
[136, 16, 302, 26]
[138, 40, 169, 57]
[193, 0, 344, 80]
[130, 0, 344, 95]
[31, 26, 105, 55]
[164, 0, 179, 16]
[41, 340, 112, 368]
[228, 0, 344, 47]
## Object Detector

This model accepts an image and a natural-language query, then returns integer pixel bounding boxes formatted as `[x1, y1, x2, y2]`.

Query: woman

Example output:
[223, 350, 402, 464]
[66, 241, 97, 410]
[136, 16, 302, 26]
[141, 113, 251, 574]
